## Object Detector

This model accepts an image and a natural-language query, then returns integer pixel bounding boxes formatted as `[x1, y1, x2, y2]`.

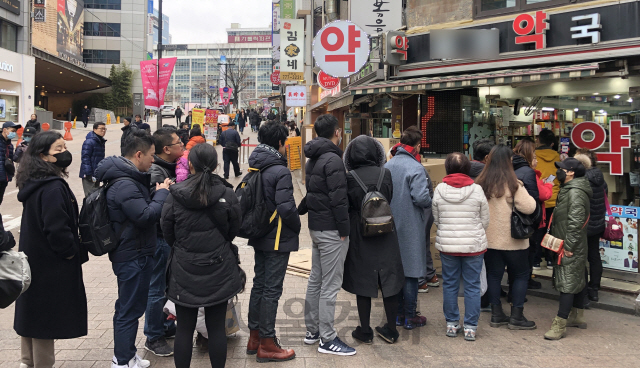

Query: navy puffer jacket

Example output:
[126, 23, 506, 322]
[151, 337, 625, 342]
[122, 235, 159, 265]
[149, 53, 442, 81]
[79, 131, 106, 178]
[585, 167, 608, 236]
[247, 144, 301, 252]
[94, 156, 169, 263]
[0, 136, 14, 182]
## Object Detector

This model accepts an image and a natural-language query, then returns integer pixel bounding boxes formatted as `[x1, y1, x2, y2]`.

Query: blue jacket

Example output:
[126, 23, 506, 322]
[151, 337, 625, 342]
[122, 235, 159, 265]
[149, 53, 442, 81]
[94, 156, 170, 263]
[384, 148, 432, 278]
[0, 136, 14, 182]
[219, 128, 241, 149]
[79, 131, 106, 178]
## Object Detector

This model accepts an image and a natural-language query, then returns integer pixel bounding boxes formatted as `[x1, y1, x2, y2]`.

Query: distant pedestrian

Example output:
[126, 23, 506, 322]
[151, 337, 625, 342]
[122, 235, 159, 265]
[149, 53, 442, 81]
[299, 114, 355, 356]
[13, 127, 36, 163]
[237, 109, 247, 134]
[342, 135, 404, 344]
[185, 111, 193, 127]
[246, 122, 300, 362]
[433, 152, 490, 341]
[544, 158, 592, 340]
[81, 105, 90, 128]
[175, 106, 183, 126]
[0, 121, 20, 205]
[219, 123, 241, 179]
[94, 130, 171, 368]
[385, 126, 431, 330]
[25, 114, 41, 133]
[249, 109, 260, 132]
[161, 144, 243, 368]
[120, 117, 138, 156]
[135, 114, 150, 133]
[79, 122, 107, 197]
[14, 131, 88, 368]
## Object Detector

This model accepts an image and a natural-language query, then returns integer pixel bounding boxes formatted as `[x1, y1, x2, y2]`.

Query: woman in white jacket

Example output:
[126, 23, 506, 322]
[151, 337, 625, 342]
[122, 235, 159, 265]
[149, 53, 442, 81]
[433, 152, 490, 341]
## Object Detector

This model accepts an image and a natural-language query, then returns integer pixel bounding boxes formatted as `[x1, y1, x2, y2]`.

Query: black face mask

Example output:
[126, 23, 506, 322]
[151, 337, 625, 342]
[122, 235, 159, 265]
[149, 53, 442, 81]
[556, 169, 567, 184]
[52, 150, 72, 168]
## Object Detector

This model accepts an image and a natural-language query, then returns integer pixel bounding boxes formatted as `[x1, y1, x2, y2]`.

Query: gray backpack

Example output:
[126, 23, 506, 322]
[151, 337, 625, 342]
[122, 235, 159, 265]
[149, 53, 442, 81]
[0, 250, 31, 308]
[350, 169, 395, 237]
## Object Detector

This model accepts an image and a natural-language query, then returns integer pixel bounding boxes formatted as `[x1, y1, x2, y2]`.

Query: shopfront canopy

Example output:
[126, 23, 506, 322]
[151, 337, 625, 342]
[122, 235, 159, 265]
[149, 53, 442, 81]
[350, 63, 600, 95]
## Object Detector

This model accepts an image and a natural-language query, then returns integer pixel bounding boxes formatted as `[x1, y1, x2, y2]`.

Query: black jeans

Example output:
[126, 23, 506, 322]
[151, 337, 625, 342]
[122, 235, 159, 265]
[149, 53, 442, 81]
[558, 286, 587, 319]
[248, 250, 290, 338]
[0, 180, 8, 206]
[174, 302, 227, 368]
[485, 248, 529, 308]
[222, 148, 240, 178]
[176, 116, 182, 126]
[587, 233, 604, 289]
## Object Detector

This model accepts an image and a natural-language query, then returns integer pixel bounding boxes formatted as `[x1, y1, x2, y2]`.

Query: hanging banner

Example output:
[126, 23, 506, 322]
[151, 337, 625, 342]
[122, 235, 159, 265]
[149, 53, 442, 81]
[280, 19, 304, 81]
[281, 0, 295, 20]
[220, 86, 233, 105]
[600, 205, 639, 273]
[140, 57, 177, 110]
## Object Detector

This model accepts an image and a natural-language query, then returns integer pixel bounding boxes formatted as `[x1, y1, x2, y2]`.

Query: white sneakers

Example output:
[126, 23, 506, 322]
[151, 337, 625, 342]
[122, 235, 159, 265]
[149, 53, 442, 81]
[111, 355, 150, 368]
[19, 364, 33, 368]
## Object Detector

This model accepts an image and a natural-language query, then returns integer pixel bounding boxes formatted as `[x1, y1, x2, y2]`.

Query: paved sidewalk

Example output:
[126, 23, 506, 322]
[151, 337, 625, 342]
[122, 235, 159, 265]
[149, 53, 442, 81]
[0, 122, 639, 367]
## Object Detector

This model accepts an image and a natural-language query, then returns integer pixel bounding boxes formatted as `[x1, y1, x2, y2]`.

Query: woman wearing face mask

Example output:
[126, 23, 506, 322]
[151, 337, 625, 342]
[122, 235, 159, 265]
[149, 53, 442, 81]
[14, 127, 36, 163]
[13, 131, 88, 368]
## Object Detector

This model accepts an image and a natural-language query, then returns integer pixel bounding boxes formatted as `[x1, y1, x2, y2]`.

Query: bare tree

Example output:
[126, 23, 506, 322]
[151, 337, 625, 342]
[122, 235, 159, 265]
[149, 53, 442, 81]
[195, 76, 221, 108]
[224, 49, 253, 112]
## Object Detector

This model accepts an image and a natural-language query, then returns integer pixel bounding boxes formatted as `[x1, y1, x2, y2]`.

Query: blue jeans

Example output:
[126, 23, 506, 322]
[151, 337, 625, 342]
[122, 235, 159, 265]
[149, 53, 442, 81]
[397, 277, 419, 318]
[112, 256, 153, 365]
[144, 238, 175, 342]
[441, 253, 484, 327]
[248, 250, 290, 338]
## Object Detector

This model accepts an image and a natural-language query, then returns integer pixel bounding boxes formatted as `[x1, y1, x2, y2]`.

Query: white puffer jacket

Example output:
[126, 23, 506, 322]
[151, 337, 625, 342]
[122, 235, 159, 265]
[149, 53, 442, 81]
[433, 182, 490, 254]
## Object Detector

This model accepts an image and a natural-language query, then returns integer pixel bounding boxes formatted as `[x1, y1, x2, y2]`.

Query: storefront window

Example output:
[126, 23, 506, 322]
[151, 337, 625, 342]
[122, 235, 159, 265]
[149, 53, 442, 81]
[370, 97, 392, 139]
[0, 95, 19, 122]
[474, 0, 597, 18]
[0, 21, 17, 52]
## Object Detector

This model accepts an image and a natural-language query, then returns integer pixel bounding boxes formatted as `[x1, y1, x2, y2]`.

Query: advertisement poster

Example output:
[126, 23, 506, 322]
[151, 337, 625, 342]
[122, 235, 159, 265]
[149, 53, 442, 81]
[191, 108, 206, 131]
[0, 99, 6, 119]
[57, 0, 85, 66]
[600, 205, 639, 273]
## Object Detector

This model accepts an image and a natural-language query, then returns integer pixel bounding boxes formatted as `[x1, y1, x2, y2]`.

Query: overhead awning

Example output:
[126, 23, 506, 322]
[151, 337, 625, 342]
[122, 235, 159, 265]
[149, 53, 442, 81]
[328, 92, 353, 111]
[350, 63, 600, 95]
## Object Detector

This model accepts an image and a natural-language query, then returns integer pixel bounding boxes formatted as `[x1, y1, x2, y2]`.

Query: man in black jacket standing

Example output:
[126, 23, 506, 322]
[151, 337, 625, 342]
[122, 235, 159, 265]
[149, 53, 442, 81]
[143, 128, 184, 357]
[175, 106, 183, 126]
[120, 117, 138, 156]
[246, 122, 300, 362]
[219, 124, 242, 179]
[82, 105, 90, 128]
[300, 114, 355, 356]
[94, 130, 171, 368]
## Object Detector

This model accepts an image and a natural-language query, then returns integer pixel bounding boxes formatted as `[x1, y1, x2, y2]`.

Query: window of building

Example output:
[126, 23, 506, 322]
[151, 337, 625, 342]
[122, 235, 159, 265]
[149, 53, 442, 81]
[85, 0, 121, 10]
[187, 49, 197, 56]
[473, 0, 596, 18]
[84, 22, 121, 37]
[0, 21, 17, 52]
[83, 49, 121, 64]
[198, 49, 208, 56]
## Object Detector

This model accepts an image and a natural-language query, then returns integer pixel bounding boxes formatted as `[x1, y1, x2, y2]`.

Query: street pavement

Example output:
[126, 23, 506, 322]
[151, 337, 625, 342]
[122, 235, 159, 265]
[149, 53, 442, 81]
[0, 119, 639, 367]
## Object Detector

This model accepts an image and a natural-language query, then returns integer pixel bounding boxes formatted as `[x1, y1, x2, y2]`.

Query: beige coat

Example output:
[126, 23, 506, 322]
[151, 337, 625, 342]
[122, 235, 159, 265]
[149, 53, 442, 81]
[485, 182, 537, 251]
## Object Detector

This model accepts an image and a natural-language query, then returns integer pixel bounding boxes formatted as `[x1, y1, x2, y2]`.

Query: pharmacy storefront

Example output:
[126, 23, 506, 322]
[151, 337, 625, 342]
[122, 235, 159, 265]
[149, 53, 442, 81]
[0, 48, 35, 124]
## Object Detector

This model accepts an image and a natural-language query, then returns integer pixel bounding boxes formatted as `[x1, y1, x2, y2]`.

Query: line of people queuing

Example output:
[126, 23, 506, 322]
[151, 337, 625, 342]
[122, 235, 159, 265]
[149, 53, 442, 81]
[4, 112, 606, 368]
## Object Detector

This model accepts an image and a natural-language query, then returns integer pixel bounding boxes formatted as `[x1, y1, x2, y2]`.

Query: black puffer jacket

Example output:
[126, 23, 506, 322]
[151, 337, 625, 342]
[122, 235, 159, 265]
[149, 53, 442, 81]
[161, 174, 243, 308]
[247, 144, 301, 252]
[94, 156, 169, 263]
[585, 167, 608, 236]
[512, 155, 539, 201]
[469, 161, 485, 180]
[300, 137, 349, 237]
[120, 123, 138, 155]
[149, 155, 177, 238]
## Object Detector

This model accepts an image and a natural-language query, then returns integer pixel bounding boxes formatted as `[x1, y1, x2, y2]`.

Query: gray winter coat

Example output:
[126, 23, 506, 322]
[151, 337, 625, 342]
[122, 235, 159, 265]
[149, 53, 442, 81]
[384, 148, 432, 278]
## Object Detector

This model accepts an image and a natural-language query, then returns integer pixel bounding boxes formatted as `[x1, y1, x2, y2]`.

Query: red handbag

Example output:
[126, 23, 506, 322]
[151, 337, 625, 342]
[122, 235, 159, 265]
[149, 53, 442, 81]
[603, 191, 624, 241]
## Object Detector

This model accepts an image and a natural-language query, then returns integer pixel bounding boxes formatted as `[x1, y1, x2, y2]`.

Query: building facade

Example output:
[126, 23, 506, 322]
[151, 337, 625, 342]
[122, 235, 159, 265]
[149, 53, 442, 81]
[155, 24, 273, 108]
[151, 8, 170, 46]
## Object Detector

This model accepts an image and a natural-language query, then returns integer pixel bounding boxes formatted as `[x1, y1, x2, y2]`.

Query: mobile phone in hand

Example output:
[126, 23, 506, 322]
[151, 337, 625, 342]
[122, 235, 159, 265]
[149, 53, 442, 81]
[546, 175, 556, 184]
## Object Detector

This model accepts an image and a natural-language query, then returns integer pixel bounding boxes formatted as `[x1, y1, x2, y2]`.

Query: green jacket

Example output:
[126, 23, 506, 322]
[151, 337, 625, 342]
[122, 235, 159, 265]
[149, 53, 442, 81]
[550, 176, 592, 294]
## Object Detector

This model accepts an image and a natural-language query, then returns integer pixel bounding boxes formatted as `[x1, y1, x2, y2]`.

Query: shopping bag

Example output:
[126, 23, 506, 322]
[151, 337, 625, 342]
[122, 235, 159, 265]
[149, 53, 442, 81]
[480, 261, 487, 296]
[226, 299, 240, 336]
[0, 250, 31, 309]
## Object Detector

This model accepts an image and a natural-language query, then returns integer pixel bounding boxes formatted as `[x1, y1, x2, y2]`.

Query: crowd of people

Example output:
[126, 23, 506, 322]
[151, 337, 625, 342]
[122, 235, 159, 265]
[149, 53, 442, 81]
[0, 110, 609, 368]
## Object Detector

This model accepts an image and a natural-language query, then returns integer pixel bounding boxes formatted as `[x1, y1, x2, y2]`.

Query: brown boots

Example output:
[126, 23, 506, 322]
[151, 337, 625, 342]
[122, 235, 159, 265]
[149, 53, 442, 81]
[247, 330, 296, 362]
[256, 337, 296, 363]
[246, 330, 260, 355]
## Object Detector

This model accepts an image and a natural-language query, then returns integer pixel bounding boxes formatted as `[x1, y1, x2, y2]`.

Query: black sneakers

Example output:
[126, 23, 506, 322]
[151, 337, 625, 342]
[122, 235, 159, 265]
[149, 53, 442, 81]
[351, 326, 373, 344]
[144, 337, 174, 357]
[375, 324, 399, 344]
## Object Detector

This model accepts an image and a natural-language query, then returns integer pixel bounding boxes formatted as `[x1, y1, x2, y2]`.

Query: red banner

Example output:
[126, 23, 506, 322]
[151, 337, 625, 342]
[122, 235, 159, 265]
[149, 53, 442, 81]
[205, 109, 219, 125]
[57, 0, 65, 12]
[140, 57, 177, 110]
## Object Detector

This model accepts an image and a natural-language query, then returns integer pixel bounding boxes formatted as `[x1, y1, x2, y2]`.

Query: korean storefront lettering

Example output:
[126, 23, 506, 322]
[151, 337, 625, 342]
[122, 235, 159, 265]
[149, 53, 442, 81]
[571, 120, 631, 175]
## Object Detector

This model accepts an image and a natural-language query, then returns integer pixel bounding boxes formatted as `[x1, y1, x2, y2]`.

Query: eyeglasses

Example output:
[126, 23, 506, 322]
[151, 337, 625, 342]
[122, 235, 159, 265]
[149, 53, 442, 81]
[96, 127, 107, 131]
[167, 141, 183, 147]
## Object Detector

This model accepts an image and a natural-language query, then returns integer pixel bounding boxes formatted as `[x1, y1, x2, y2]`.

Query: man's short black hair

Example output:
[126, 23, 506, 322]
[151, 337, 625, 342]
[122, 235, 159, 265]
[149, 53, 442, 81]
[629, 251, 634, 256]
[473, 138, 495, 162]
[538, 129, 556, 147]
[259, 121, 289, 150]
[314, 114, 339, 139]
[135, 114, 142, 119]
[153, 128, 177, 155]
[93, 122, 105, 130]
[123, 129, 154, 158]
[400, 126, 422, 147]
[445, 152, 471, 175]
[162, 124, 178, 132]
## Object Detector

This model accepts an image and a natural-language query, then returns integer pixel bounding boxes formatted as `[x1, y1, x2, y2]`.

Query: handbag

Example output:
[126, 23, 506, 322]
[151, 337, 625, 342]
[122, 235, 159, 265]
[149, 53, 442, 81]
[603, 191, 624, 241]
[542, 212, 590, 265]
[511, 200, 539, 239]
[4, 147, 14, 177]
[0, 250, 31, 308]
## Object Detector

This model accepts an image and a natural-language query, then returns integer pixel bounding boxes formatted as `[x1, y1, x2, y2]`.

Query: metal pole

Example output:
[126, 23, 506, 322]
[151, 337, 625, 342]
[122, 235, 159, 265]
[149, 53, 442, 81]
[156, 0, 163, 130]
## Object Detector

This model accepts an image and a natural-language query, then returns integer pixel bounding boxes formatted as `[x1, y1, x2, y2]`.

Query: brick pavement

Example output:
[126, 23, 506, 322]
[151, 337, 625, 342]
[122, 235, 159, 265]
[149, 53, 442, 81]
[1, 121, 639, 367]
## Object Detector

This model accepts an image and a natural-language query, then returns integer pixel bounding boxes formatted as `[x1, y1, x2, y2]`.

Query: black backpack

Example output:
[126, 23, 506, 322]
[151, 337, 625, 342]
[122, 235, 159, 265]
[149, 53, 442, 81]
[350, 169, 395, 237]
[79, 178, 132, 256]
[235, 165, 278, 240]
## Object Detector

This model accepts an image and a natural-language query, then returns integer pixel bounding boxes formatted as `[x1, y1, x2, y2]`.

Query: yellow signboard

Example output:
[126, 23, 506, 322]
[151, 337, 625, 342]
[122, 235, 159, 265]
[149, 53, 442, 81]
[280, 72, 304, 81]
[192, 108, 206, 131]
[286, 136, 302, 170]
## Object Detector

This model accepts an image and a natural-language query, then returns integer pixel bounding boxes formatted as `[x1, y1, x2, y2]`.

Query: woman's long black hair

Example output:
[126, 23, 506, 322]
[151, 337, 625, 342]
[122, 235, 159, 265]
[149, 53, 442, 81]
[16, 131, 68, 189]
[475, 144, 519, 199]
[189, 124, 202, 139]
[186, 143, 218, 206]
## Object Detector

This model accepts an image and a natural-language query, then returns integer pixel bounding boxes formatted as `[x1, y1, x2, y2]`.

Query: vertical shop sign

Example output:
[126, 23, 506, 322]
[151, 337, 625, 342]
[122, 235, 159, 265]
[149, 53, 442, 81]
[571, 120, 631, 175]
[281, 0, 295, 20]
[34, 8, 46, 22]
[513, 11, 549, 50]
[280, 19, 304, 80]
[600, 205, 639, 273]
[350, 0, 403, 35]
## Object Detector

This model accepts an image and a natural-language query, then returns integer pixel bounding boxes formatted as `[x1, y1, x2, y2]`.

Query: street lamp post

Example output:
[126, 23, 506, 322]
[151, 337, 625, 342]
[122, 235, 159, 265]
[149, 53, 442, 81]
[156, 0, 163, 130]
[217, 61, 236, 114]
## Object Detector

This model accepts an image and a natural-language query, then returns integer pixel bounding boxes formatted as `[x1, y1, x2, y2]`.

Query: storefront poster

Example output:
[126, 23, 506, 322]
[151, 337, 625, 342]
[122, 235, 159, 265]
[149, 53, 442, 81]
[600, 205, 639, 273]
[0, 99, 6, 119]
[57, 0, 85, 66]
